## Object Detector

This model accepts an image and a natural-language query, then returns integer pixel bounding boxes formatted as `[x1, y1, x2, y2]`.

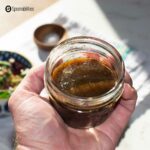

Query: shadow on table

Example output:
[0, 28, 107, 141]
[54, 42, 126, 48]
[0, 116, 15, 150]
[38, 48, 50, 61]
[130, 93, 150, 124]
[95, 0, 150, 52]
[95, 0, 150, 145]
[94, 0, 150, 121]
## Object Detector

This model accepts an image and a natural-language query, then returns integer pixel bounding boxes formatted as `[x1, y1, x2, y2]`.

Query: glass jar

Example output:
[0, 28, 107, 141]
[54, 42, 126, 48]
[45, 36, 125, 128]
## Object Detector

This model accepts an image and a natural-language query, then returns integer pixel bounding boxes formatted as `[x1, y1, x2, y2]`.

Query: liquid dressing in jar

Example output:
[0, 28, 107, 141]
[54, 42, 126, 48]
[45, 36, 125, 128]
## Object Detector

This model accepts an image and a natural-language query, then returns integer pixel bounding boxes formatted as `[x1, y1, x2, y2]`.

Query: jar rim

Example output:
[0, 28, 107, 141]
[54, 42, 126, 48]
[45, 36, 125, 106]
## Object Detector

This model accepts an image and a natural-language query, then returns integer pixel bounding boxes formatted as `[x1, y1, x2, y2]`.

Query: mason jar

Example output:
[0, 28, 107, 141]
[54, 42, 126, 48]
[45, 36, 125, 128]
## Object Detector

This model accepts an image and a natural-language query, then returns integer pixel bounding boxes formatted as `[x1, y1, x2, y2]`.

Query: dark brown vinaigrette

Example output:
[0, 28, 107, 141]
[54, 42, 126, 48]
[52, 58, 117, 97]
[50, 58, 119, 128]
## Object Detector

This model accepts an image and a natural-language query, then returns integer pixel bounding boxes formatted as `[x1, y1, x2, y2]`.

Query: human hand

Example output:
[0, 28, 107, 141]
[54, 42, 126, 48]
[9, 64, 137, 150]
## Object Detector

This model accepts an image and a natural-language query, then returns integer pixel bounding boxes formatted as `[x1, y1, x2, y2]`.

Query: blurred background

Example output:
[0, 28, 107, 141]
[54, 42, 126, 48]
[0, 0, 57, 37]
[0, 0, 150, 149]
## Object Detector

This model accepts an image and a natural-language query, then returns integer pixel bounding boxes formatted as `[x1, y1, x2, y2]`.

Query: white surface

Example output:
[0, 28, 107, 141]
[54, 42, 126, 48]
[0, 0, 150, 150]
[0, 0, 120, 53]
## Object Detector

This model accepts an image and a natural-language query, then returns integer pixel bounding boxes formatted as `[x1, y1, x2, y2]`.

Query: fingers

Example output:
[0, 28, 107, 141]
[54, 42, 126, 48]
[18, 63, 45, 94]
[122, 83, 137, 101]
[119, 83, 137, 113]
[96, 83, 137, 146]
[124, 71, 133, 86]
[9, 64, 45, 112]
[122, 71, 137, 100]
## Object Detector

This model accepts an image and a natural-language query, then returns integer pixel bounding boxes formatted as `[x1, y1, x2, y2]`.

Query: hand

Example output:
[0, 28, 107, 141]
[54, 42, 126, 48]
[9, 64, 137, 150]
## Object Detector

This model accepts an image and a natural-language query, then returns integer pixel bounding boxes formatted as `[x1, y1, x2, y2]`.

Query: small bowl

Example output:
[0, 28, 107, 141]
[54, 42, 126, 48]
[34, 24, 67, 51]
